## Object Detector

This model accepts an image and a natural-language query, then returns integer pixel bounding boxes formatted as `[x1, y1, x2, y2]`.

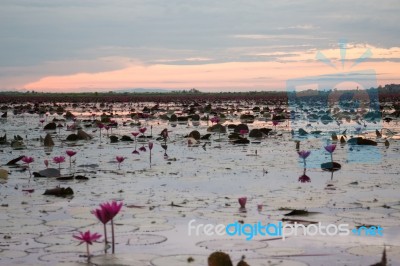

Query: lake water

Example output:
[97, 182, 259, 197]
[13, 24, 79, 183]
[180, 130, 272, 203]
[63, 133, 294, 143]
[0, 101, 399, 265]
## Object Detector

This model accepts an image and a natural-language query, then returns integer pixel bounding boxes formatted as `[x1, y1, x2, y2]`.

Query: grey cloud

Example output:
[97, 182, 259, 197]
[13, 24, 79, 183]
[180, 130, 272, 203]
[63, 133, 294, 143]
[0, 0, 399, 88]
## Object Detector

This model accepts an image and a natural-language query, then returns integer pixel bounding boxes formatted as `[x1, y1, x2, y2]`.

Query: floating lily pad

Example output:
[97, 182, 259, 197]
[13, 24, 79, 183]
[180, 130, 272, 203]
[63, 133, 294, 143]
[91, 253, 158, 266]
[25, 246, 49, 254]
[38, 251, 87, 263]
[6, 217, 44, 226]
[358, 216, 400, 227]
[326, 201, 363, 209]
[125, 234, 167, 246]
[284, 210, 314, 216]
[256, 247, 305, 257]
[356, 197, 400, 208]
[196, 239, 267, 251]
[35, 233, 77, 245]
[137, 223, 175, 233]
[346, 245, 400, 259]
[321, 162, 341, 172]
[335, 211, 385, 220]
[45, 219, 97, 230]
[0, 249, 28, 259]
[43, 186, 74, 197]
[5, 225, 49, 234]
[69, 207, 97, 219]
[115, 217, 168, 227]
[241, 258, 309, 266]
[29, 204, 63, 213]
[45, 241, 104, 253]
[150, 254, 207, 266]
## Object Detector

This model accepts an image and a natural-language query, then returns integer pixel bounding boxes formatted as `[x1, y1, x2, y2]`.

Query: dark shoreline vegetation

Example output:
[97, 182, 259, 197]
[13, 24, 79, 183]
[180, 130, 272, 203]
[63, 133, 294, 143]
[1, 84, 400, 104]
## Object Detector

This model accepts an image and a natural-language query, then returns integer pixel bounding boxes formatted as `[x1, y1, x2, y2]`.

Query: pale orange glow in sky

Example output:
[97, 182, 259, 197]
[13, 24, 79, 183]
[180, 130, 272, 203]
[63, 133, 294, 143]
[24, 53, 400, 92]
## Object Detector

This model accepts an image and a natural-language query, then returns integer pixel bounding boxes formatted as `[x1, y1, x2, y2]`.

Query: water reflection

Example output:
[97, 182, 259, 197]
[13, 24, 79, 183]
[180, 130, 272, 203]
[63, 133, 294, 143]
[44, 146, 53, 155]
[298, 168, 311, 183]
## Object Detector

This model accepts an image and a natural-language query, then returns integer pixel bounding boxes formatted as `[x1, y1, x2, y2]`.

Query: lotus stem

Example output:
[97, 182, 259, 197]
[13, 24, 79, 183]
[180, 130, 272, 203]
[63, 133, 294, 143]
[103, 223, 108, 253]
[86, 243, 90, 260]
[28, 166, 32, 184]
[111, 219, 115, 254]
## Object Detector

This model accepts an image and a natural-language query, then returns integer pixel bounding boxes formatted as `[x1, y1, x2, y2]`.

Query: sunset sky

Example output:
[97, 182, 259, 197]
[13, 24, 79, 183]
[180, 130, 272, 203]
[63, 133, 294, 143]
[1, 0, 400, 92]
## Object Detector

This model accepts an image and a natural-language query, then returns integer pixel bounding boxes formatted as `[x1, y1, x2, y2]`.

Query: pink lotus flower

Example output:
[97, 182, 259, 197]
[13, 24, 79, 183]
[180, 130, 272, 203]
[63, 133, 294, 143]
[131, 132, 139, 137]
[272, 120, 279, 126]
[39, 119, 45, 125]
[22, 156, 34, 164]
[324, 144, 336, 164]
[298, 150, 311, 167]
[298, 174, 311, 183]
[53, 156, 65, 164]
[210, 116, 220, 124]
[53, 156, 65, 171]
[139, 127, 147, 134]
[324, 144, 336, 153]
[238, 197, 247, 208]
[257, 204, 263, 211]
[239, 129, 248, 135]
[100, 201, 123, 221]
[297, 150, 311, 159]
[99, 201, 123, 254]
[116, 156, 125, 163]
[66, 150, 77, 169]
[44, 159, 49, 168]
[116, 156, 125, 170]
[22, 156, 34, 179]
[132, 149, 139, 155]
[73, 230, 102, 245]
[66, 150, 77, 157]
[73, 230, 102, 260]
[92, 208, 111, 224]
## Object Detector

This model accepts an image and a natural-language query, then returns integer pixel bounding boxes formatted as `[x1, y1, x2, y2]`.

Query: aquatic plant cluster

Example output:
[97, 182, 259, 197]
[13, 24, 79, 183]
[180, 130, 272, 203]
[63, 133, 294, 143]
[0, 92, 399, 265]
